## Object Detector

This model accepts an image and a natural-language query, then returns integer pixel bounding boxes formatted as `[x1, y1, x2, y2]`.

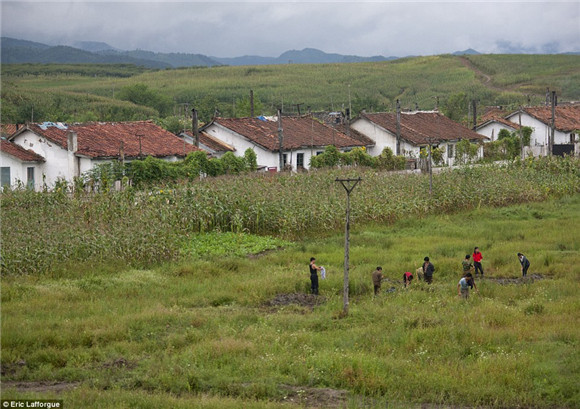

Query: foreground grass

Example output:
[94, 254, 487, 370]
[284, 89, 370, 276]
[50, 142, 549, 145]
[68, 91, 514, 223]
[1, 195, 579, 408]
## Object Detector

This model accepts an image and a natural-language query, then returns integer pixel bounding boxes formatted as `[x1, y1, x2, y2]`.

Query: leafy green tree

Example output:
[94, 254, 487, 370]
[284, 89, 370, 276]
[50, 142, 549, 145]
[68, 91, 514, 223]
[455, 140, 480, 165]
[443, 92, 469, 122]
[243, 148, 258, 171]
[235, 94, 264, 118]
[117, 83, 173, 116]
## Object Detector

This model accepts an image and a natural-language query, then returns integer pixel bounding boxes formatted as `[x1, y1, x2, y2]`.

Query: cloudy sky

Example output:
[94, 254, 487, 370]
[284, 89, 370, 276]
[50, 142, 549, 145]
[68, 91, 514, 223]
[2, 1, 579, 58]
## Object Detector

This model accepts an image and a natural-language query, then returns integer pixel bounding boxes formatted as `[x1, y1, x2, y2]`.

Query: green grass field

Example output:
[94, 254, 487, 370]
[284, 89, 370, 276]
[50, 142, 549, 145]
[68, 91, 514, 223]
[2, 194, 579, 408]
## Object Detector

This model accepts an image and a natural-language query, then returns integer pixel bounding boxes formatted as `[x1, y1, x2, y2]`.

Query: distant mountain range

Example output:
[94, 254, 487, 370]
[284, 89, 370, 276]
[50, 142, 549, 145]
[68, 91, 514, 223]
[1, 37, 403, 68]
[6, 37, 576, 69]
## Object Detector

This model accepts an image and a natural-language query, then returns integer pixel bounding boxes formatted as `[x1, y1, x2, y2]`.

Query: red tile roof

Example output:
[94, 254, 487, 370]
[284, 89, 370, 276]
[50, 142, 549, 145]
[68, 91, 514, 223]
[517, 105, 580, 132]
[12, 121, 201, 159]
[1, 124, 19, 137]
[181, 131, 234, 153]
[1, 138, 45, 162]
[209, 116, 368, 151]
[360, 111, 487, 145]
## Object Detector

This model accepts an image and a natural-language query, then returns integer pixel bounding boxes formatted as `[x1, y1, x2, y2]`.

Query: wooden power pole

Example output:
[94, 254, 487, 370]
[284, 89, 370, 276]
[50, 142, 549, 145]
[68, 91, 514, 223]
[336, 177, 362, 317]
[278, 109, 284, 171]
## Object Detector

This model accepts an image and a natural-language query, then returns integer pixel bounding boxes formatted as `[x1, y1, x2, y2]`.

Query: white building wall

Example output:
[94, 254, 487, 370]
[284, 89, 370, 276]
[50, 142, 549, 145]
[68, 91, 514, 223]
[0, 153, 45, 190]
[350, 118, 396, 156]
[507, 114, 569, 147]
[11, 131, 70, 188]
[476, 122, 515, 142]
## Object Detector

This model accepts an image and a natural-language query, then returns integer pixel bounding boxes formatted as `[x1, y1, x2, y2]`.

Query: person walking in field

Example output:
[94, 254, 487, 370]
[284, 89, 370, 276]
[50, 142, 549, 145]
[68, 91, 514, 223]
[309, 257, 322, 295]
[472, 247, 484, 277]
[372, 266, 384, 295]
[422, 257, 435, 284]
[517, 253, 530, 277]
[462, 254, 474, 289]
[457, 273, 478, 299]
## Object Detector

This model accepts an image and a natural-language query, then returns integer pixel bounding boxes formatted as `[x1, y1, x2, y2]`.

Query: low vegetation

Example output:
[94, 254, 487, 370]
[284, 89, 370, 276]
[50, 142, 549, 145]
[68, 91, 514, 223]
[1, 191, 578, 408]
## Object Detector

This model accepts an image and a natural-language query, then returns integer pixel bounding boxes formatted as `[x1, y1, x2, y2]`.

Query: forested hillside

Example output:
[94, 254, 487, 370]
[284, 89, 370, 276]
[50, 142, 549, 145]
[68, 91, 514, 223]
[2, 54, 579, 129]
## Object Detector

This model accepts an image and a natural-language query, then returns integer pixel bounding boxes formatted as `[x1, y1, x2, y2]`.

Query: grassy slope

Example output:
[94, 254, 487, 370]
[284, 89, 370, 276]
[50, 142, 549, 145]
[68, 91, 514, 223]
[2, 54, 579, 122]
[1, 194, 579, 408]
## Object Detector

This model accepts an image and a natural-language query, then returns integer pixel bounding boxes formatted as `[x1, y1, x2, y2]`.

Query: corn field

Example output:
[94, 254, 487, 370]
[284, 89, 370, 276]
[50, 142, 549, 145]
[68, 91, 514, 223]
[1, 156, 579, 275]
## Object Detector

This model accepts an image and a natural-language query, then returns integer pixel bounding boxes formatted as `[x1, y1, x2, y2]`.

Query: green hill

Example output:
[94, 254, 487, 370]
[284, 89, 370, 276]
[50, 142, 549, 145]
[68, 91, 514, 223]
[1, 54, 579, 124]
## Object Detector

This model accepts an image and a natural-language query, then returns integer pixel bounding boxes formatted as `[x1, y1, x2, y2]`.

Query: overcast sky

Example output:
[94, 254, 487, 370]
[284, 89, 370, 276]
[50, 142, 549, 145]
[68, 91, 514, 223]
[2, 1, 579, 58]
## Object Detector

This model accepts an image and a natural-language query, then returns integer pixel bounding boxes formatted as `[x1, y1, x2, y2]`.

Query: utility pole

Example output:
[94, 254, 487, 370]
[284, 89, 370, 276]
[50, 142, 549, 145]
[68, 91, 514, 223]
[137, 133, 143, 159]
[250, 89, 254, 118]
[519, 108, 523, 159]
[427, 138, 433, 196]
[278, 109, 284, 171]
[472, 99, 477, 131]
[396, 99, 401, 155]
[550, 91, 556, 156]
[192, 108, 199, 148]
[336, 177, 362, 317]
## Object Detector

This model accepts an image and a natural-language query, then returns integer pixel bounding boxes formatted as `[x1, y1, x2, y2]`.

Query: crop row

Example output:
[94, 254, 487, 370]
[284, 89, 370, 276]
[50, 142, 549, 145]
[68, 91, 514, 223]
[1, 156, 578, 275]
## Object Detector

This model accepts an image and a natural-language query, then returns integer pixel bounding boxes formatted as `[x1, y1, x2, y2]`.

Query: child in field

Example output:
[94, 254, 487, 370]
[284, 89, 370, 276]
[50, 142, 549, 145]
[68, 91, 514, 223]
[422, 257, 435, 284]
[517, 253, 530, 277]
[457, 273, 477, 299]
[403, 271, 414, 287]
[372, 267, 383, 295]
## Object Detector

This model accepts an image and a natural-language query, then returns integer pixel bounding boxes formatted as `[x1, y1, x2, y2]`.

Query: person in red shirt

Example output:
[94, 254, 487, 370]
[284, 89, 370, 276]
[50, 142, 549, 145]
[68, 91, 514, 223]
[403, 271, 414, 287]
[472, 247, 484, 277]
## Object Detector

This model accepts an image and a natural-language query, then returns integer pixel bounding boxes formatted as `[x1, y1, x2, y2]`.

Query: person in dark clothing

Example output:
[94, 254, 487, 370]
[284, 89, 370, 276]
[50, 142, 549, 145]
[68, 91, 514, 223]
[462, 255, 474, 289]
[309, 257, 322, 295]
[472, 247, 484, 277]
[422, 257, 435, 284]
[517, 253, 530, 277]
[372, 267, 384, 295]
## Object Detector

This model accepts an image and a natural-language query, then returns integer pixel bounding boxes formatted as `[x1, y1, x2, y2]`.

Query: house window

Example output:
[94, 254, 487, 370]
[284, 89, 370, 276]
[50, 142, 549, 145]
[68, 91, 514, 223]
[1, 167, 10, 187]
[571, 133, 576, 144]
[297, 153, 304, 169]
[447, 144, 454, 158]
[27, 167, 35, 190]
[316, 151, 323, 156]
[283, 154, 288, 166]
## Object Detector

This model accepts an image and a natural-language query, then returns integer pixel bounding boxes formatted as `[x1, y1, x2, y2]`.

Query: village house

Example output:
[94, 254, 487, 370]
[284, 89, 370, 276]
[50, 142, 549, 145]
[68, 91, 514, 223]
[476, 105, 580, 157]
[0, 138, 46, 189]
[6, 120, 201, 190]
[350, 111, 488, 166]
[201, 115, 372, 171]
[475, 107, 522, 142]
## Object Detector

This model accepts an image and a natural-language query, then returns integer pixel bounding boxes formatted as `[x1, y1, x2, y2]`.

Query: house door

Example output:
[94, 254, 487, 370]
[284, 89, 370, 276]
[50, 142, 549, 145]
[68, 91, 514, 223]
[297, 153, 304, 169]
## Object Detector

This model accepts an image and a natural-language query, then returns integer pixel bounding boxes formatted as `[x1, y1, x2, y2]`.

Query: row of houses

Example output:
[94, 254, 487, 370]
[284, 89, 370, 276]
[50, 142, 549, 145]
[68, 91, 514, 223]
[1, 104, 579, 191]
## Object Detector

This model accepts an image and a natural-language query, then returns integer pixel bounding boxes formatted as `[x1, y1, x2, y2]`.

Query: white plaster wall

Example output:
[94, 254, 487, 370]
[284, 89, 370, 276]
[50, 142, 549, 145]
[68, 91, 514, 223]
[0, 153, 46, 190]
[350, 118, 397, 156]
[12, 131, 69, 187]
[507, 114, 569, 147]
[476, 123, 514, 142]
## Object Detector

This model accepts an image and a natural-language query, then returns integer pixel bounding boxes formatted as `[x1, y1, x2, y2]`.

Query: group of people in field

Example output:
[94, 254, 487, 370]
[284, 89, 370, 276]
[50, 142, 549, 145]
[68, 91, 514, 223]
[309, 248, 531, 299]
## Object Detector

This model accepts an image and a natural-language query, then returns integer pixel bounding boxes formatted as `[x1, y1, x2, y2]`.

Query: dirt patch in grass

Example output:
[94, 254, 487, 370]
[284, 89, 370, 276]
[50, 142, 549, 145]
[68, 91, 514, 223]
[1, 381, 81, 393]
[265, 293, 326, 310]
[279, 385, 347, 408]
[484, 273, 544, 285]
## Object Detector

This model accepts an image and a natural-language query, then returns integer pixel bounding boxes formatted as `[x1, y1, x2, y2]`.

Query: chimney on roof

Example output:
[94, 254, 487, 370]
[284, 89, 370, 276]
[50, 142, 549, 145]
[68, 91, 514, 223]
[67, 130, 78, 152]
[472, 100, 477, 131]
